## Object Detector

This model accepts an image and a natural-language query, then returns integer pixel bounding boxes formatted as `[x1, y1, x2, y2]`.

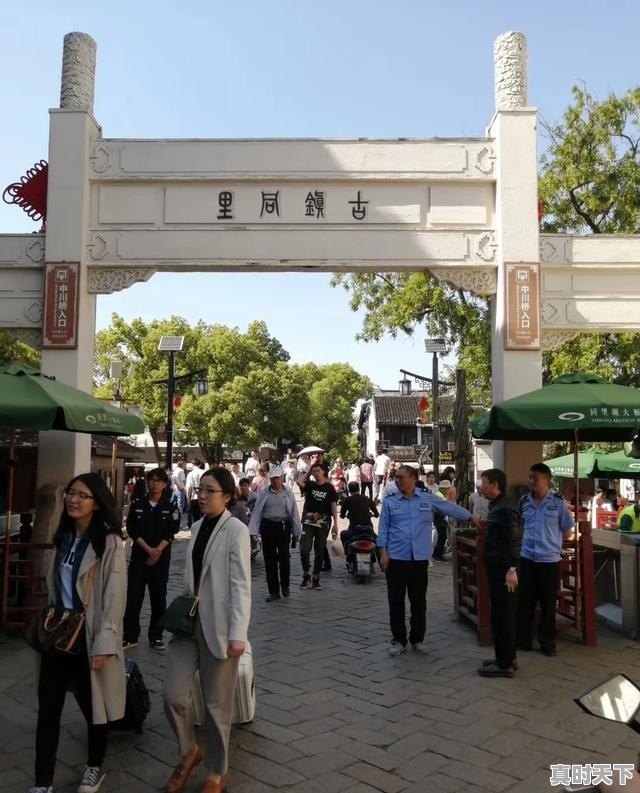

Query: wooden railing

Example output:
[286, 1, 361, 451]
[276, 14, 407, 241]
[453, 525, 597, 647]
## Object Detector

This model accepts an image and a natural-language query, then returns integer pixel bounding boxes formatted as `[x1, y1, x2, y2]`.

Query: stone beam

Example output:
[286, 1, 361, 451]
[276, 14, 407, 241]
[89, 138, 497, 181]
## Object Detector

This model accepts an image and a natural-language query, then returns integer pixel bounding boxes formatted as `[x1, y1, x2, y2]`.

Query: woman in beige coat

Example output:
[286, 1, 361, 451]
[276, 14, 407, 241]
[164, 467, 251, 793]
[29, 473, 126, 793]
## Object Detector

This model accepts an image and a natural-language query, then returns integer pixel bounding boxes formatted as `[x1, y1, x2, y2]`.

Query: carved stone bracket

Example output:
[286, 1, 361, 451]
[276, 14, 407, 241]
[474, 146, 496, 176]
[541, 329, 582, 351]
[429, 267, 497, 296]
[90, 143, 112, 174]
[471, 231, 497, 263]
[494, 31, 528, 111]
[87, 267, 156, 294]
[5, 328, 43, 349]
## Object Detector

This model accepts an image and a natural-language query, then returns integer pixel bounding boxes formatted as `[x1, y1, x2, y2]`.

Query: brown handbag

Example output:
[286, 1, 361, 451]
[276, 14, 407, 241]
[25, 565, 96, 656]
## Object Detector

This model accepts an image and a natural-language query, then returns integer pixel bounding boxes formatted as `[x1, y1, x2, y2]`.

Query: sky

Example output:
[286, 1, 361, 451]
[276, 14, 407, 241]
[2, 1, 639, 388]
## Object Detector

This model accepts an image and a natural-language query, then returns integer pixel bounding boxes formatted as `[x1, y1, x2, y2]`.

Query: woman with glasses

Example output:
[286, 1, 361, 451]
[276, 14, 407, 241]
[163, 467, 251, 793]
[29, 473, 126, 793]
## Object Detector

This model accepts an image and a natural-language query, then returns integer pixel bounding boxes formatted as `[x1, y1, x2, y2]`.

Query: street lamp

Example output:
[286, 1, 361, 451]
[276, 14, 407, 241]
[195, 374, 209, 396]
[424, 337, 448, 474]
[158, 335, 185, 468]
[398, 376, 412, 396]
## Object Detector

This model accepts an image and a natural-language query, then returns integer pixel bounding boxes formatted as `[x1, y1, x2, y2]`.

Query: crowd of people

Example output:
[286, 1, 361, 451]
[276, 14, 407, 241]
[28, 447, 581, 793]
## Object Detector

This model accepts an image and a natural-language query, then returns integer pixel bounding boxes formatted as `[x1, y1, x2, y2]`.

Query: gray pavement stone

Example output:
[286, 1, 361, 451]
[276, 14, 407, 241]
[5, 517, 640, 793]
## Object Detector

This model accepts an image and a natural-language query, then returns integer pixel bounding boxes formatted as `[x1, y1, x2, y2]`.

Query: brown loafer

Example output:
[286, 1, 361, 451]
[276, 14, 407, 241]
[200, 775, 226, 793]
[166, 744, 204, 793]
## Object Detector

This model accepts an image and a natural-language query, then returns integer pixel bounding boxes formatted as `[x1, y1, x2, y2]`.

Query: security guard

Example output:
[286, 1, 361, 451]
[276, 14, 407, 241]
[377, 465, 479, 656]
[517, 462, 575, 657]
[617, 502, 640, 532]
[123, 467, 180, 650]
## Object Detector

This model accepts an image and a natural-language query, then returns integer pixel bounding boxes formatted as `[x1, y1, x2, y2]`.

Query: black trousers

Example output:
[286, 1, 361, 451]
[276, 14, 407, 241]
[516, 557, 559, 651]
[188, 499, 201, 528]
[385, 559, 429, 645]
[300, 522, 330, 576]
[260, 519, 291, 595]
[123, 553, 170, 642]
[486, 564, 517, 668]
[35, 637, 108, 786]
[360, 481, 373, 499]
[432, 522, 448, 560]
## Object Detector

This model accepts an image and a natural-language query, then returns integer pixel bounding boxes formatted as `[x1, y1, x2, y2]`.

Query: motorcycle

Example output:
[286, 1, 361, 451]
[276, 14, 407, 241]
[344, 525, 378, 583]
[250, 533, 262, 561]
[562, 674, 640, 792]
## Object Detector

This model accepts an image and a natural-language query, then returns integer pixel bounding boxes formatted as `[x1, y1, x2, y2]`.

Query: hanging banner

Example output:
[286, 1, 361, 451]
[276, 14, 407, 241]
[505, 262, 540, 350]
[42, 262, 80, 348]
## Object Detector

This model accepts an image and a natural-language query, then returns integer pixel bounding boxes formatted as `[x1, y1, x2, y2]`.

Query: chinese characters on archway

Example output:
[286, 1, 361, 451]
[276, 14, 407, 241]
[505, 262, 540, 350]
[43, 262, 79, 349]
[216, 189, 370, 222]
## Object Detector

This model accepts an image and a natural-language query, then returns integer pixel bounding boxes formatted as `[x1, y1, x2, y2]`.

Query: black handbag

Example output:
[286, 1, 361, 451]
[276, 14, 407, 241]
[158, 594, 199, 636]
[25, 566, 95, 656]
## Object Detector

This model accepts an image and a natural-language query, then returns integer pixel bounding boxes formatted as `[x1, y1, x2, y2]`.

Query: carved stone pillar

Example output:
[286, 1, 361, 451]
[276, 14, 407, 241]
[60, 32, 97, 113]
[494, 31, 528, 111]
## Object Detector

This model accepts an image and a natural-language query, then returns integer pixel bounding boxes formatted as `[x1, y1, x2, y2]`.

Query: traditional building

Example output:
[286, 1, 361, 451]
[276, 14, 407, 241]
[358, 388, 456, 466]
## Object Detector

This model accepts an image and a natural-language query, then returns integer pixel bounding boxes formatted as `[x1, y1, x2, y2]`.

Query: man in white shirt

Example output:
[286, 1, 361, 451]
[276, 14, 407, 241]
[244, 450, 260, 481]
[185, 459, 204, 528]
[374, 449, 391, 501]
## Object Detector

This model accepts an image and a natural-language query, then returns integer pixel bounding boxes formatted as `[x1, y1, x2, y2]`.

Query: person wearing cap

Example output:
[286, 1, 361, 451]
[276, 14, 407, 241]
[249, 466, 301, 601]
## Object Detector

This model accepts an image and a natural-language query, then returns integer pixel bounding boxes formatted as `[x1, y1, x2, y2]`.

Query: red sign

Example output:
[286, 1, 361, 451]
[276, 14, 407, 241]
[505, 262, 540, 350]
[42, 262, 80, 349]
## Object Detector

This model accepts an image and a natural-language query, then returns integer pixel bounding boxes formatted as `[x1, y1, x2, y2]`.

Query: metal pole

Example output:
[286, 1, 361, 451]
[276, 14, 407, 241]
[166, 350, 175, 469]
[2, 430, 16, 629]
[432, 351, 440, 475]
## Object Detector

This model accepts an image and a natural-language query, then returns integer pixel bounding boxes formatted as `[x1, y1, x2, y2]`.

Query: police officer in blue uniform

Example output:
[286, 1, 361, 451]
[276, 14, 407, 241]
[517, 462, 575, 657]
[123, 467, 180, 650]
[378, 465, 480, 656]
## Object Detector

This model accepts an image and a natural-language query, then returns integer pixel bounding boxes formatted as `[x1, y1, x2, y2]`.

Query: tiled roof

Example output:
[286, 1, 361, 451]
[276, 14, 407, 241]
[373, 391, 455, 426]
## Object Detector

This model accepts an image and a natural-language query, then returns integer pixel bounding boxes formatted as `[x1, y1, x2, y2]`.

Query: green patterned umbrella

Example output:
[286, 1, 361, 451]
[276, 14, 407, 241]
[0, 362, 144, 436]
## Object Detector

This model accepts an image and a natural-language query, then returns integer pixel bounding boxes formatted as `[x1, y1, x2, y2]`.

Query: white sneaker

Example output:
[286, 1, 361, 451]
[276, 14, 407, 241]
[388, 640, 407, 657]
[412, 642, 427, 653]
[78, 766, 105, 793]
[29, 788, 53, 793]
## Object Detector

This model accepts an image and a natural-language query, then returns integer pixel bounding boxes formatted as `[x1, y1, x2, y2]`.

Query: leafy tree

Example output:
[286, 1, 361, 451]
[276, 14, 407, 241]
[93, 315, 370, 463]
[539, 85, 640, 234]
[292, 362, 373, 458]
[0, 330, 40, 367]
[331, 272, 490, 405]
[334, 84, 640, 396]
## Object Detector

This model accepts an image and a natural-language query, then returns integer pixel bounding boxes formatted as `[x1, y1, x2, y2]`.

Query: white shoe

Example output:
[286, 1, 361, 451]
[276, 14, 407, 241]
[78, 766, 105, 793]
[388, 640, 407, 657]
[29, 788, 53, 793]
[412, 642, 427, 653]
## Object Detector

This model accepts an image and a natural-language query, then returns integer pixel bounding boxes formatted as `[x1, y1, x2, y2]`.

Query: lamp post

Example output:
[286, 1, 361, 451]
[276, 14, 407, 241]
[424, 337, 447, 474]
[158, 336, 185, 468]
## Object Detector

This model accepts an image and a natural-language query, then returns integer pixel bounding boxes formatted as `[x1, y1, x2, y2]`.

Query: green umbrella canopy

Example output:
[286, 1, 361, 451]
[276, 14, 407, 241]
[471, 373, 640, 442]
[594, 450, 640, 479]
[0, 362, 145, 436]
[545, 450, 598, 479]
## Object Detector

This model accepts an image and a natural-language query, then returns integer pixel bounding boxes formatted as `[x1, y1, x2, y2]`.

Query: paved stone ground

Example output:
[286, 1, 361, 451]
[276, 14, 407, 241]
[3, 521, 640, 793]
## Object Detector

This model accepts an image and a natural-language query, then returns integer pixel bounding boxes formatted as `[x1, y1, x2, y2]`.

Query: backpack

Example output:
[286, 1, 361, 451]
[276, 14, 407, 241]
[109, 658, 151, 734]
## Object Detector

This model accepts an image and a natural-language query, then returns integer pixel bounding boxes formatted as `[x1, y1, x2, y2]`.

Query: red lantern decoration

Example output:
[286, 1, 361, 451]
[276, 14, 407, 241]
[417, 396, 430, 424]
[172, 395, 182, 410]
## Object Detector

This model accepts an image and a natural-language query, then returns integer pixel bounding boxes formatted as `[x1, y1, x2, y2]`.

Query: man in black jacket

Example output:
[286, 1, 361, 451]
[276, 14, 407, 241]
[478, 468, 521, 678]
[123, 467, 180, 650]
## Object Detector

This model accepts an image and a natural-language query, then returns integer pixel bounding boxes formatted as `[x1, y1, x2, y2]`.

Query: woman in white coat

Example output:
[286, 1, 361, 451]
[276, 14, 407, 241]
[29, 473, 126, 793]
[164, 466, 251, 793]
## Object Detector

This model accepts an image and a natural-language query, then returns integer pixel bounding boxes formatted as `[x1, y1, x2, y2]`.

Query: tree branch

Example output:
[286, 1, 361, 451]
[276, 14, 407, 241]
[568, 188, 602, 233]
